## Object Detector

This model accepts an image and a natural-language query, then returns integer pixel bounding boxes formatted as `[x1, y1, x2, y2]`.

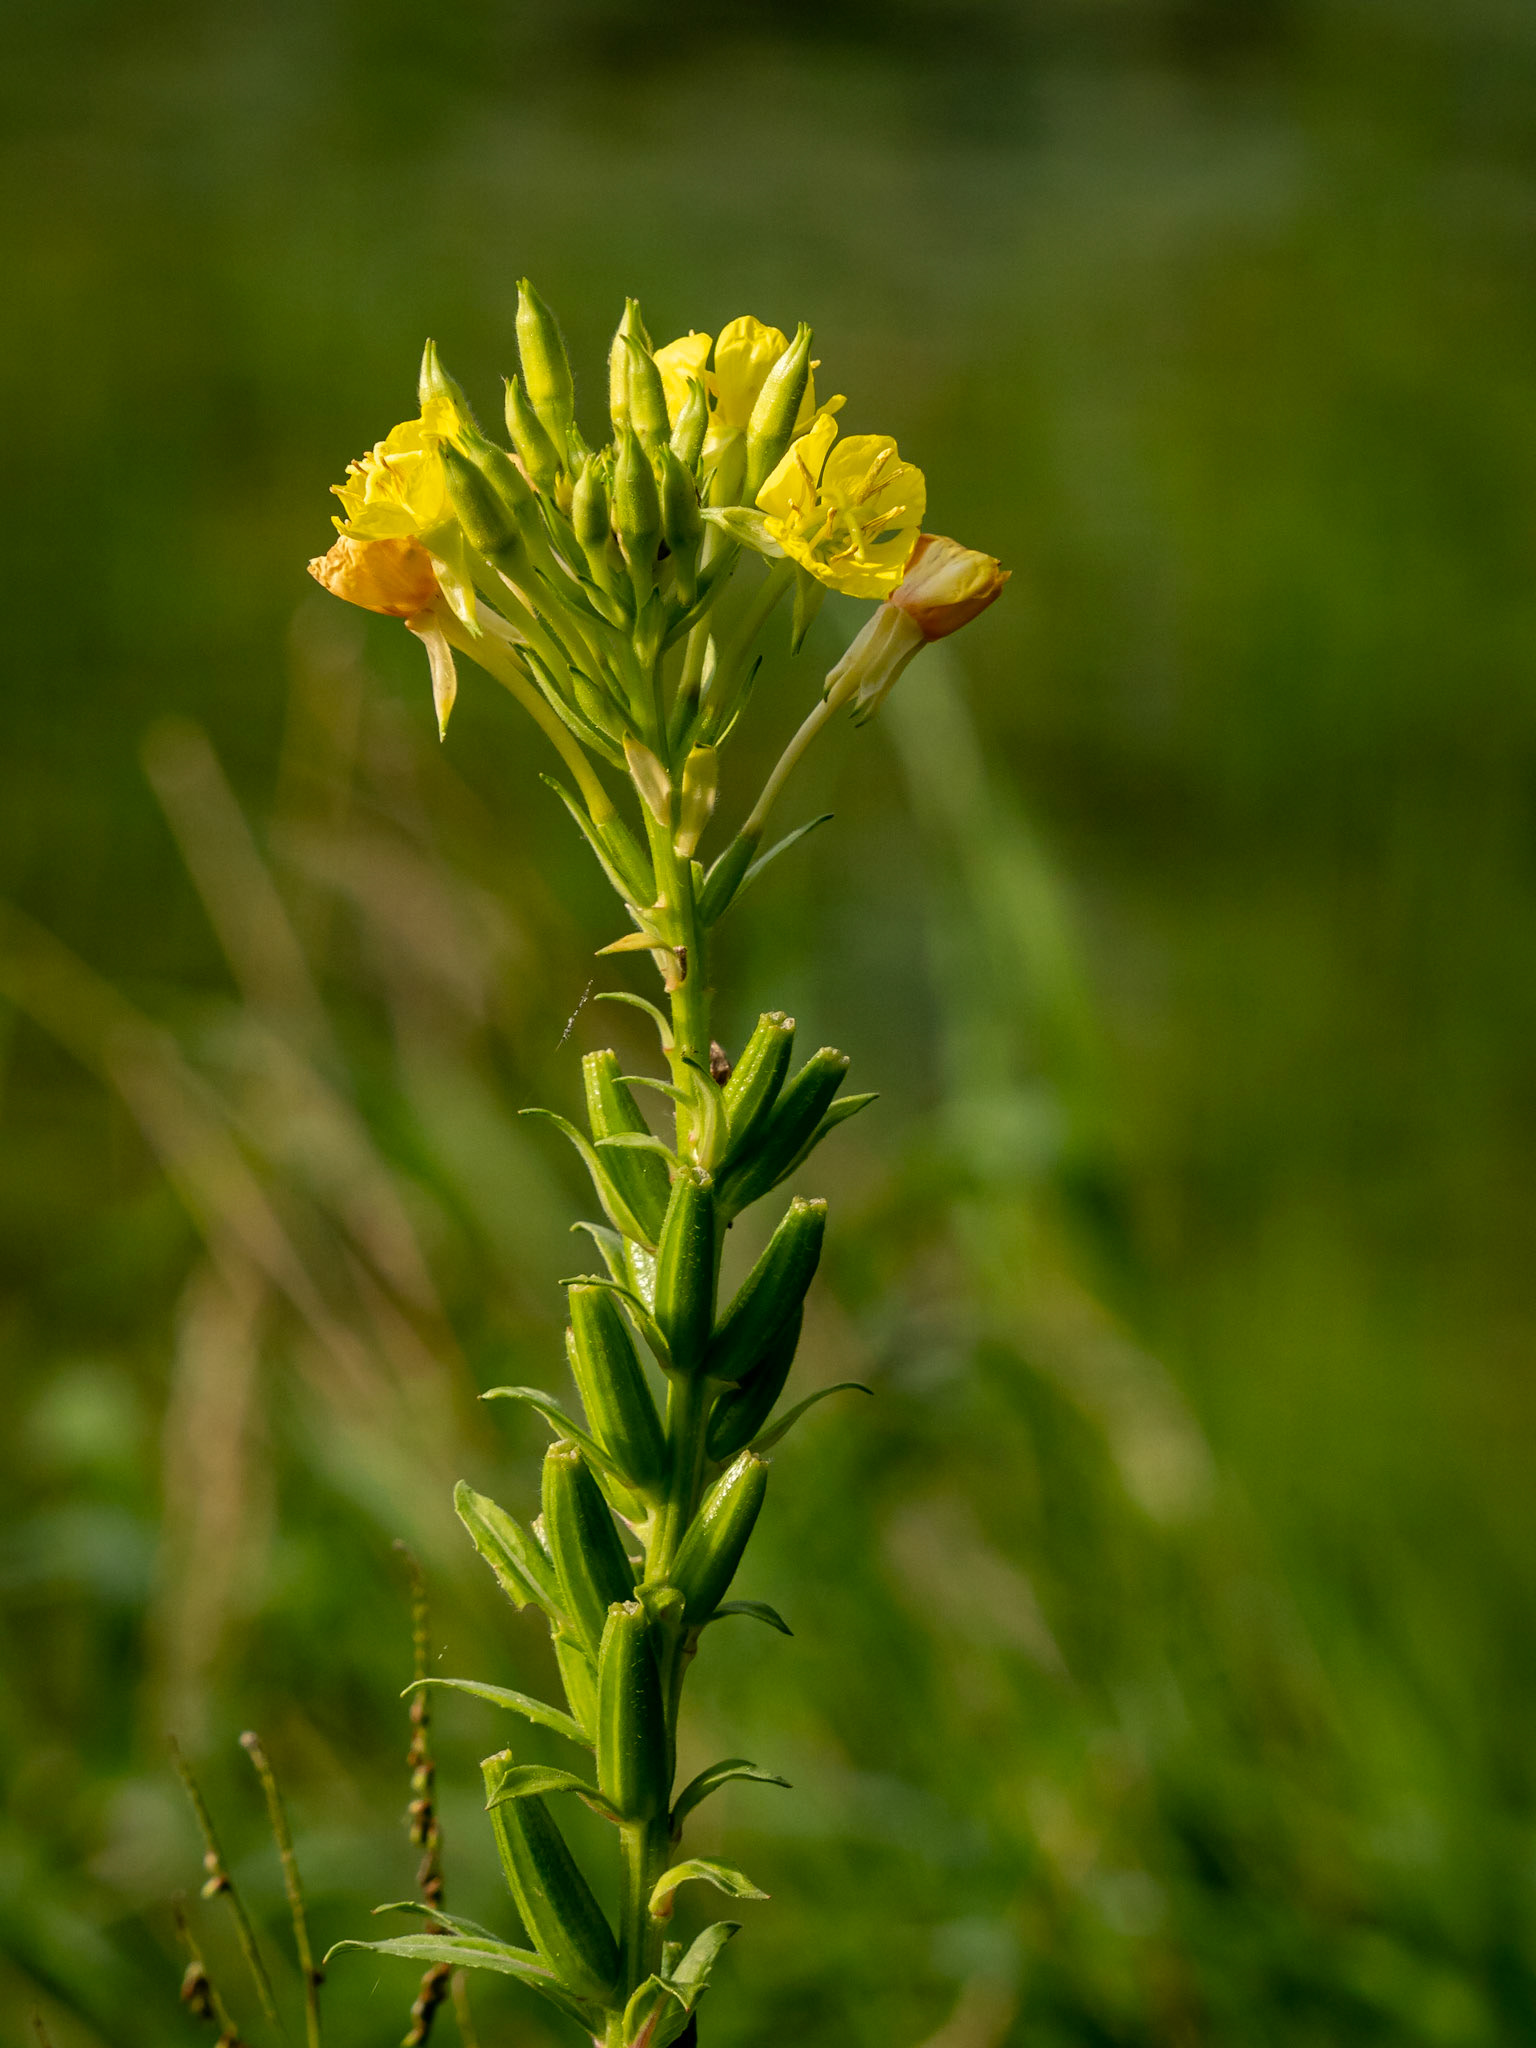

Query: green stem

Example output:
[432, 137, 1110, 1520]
[741, 691, 836, 843]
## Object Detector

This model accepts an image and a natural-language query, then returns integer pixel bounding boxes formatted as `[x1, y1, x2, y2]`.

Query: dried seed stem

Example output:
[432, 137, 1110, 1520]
[170, 1736, 283, 2032]
[240, 1731, 322, 2048]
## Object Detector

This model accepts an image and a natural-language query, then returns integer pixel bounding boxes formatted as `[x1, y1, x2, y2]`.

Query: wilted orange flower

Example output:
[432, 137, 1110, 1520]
[888, 533, 1008, 639]
[307, 533, 440, 618]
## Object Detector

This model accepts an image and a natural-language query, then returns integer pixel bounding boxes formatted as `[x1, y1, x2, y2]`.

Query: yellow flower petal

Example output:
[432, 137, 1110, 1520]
[755, 419, 925, 599]
[655, 331, 712, 425]
[712, 316, 790, 432]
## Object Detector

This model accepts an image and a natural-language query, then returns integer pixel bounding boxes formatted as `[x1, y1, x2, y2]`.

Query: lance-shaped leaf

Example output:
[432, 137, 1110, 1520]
[325, 1933, 600, 2031]
[669, 1920, 741, 1997]
[770, 1090, 879, 1189]
[559, 1270, 671, 1364]
[752, 1381, 873, 1453]
[738, 814, 834, 903]
[454, 1481, 561, 1618]
[671, 1758, 791, 1832]
[371, 1901, 505, 1943]
[702, 1598, 793, 1635]
[593, 988, 674, 1053]
[402, 1678, 591, 1751]
[648, 1858, 769, 1919]
[482, 1385, 645, 1523]
[520, 1105, 659, 1248]
[484, 1761, 620, 1825]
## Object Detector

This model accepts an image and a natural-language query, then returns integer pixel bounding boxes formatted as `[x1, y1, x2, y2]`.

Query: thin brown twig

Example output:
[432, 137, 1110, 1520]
[29, 2013, 59, 2048]
[395, 1542, 451, 2048]
[240, 1732, 322, 2048]
[169, 1737, 284, 2033]
[173, 1895, 248, 2047]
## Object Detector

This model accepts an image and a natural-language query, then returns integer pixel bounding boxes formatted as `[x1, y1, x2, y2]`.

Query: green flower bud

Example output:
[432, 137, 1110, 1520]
[596, 1602, 670, 1823]
[504, 374, 560, 496]
[653, 1167, 716, 1372]
[706, 1197, 825, 1385]
[623, 335, 671, 452]
[516, 279, 576, 457]
[658, 445, 704, 605]
[608, 298, 653, 439]
[418, 337, 477, 422]
[566, 1281, 667, 1494]
[719, 1047, 850, 1214]
[706, 1306, 801, 1462]
[541, 1442, 635, 1658]
[668, 1451, 768, 1624]
[670, 376, 708, 471]
[721, 1012, 796, 1165]
[481, 1755, 619, 2003]
[613, 428, 662, 595]
[744, 322, 812, 499]
[440, 438, 519, 557]
[584, 1049, 669, 1246]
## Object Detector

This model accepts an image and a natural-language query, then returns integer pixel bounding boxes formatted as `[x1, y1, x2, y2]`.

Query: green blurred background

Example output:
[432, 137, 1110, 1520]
[5, 2, 1536, 2043]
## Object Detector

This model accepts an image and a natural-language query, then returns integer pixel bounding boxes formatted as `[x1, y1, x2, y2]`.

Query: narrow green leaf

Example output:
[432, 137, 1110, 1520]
[596, 1130, 681, 1164]
[739, 814, 833, 898]
[519, 1105, 657, 1246]
[622, 1975, 690, 2048]
[618, 1074, 691, 1106]
[751, 1381, 873, 1452]
[484, 1763, 620, 1823]
[648, 1859, 768, 1918]
[370, 1901, 504, 1944]
[482, 1386, 647, 1524]
[571, 1219, 628, 1286]
[703, 1599, 792, 1635]
[671, 1759, 791, 1831]
[557, 1272, 671, 1365]
[593, 989, 674, 1052]
[669, 1920, 741, 1995]
[771, 1090, 879, 1186]
[454, 1480, 561, 1617]
[325, 1933, 601, 2028]
[402, 1677, 590, 1750]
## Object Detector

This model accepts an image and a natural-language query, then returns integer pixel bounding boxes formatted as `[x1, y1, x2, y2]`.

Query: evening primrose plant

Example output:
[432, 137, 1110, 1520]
[305, 287, 1005, 2048]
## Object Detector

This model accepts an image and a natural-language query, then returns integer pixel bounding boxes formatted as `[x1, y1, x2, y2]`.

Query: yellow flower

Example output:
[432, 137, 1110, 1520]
[329, 393, 478, 624]
[654, 316, 837, 463]
[307, 533, 441, 617]
[755, 415, 926, 599]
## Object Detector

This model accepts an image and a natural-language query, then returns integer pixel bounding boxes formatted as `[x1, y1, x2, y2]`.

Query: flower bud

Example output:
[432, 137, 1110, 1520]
[658, 445, 704, 604]
[719, 1046, 850, 1214]
[608, 298, 653, 439]
[504, 374, 560, 496]
[571, 455, 619, 589]
[623, 334, 671, 452]
[584, 1049, 670, 1247]
[670, 376, 708, 470]
[668, 1451, 768, 1624]
[439, 438, 518, 556]
[418, 338, 476, 422]
[706, 1305, 801, 1461]
[706, 1197, 825, 1385]
[721, 1012, 796, 1164]
[516, 279, 576, 457]
[824, 533, 1009, 724]
[481, 1755, 619, 2003]
[567, 1283, 667, 1494]
[653, 1167, 716, 1372]
[596, 1602, 669, 1823]
[744, 322, 812, 499]
[673, 745, 718, 859]
[613, 429, 662, 597]
[308, 534, 438, 618]
[541, 1442, 635, 1658]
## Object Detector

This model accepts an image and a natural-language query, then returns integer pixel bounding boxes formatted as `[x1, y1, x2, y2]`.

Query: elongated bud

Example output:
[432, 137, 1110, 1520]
[418, 338, 477, 421]
[454, 1479, 562, 1618]
[440, 438, 519, 556]
[721, 1012, 796, 1164]
[658, 445, 704, 605]
[673, 745, 718, 859]
[670, 376, 708, 470]
[608, 298, 653, 438]
[614, 429, 662, 594]
[623, 334, 671, 451]
[516, 279, 576, 457]
[653, 1167, 716, 1371]
[571, 455, 617, 583]
[623, 735, 673, 830]
[481, 1756, 619, 2003]
[706, 1305, 801, 1461]
[566, 1282, 667, 1492]
[504, 374, 560, 496]
[553, 1628, 599, 1737]
[720, 1047, 849, 1213]
[596, 1602, 669, 1822]
[541, 1443, 634, 1657]
[744, 323, 812, 498]
[706, 1198, 826, 1384]
[584, 1050, 670, 1247]
[668, 1451, 768, 1623]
